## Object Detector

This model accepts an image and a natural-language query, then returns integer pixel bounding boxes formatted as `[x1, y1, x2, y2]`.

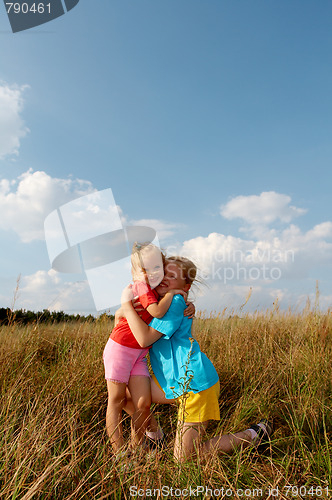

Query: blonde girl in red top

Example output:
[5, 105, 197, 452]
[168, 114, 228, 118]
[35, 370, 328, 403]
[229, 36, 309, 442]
[103, 242, 187, 459]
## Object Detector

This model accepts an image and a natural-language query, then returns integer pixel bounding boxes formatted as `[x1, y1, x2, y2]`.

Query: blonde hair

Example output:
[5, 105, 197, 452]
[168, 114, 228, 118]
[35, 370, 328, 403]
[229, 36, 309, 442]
[131, 242, 166, 279]
[167, 256, 198, 286]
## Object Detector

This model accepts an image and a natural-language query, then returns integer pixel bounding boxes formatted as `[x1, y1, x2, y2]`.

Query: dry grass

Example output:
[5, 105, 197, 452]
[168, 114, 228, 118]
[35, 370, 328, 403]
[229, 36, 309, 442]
[0, 309, 331, 499]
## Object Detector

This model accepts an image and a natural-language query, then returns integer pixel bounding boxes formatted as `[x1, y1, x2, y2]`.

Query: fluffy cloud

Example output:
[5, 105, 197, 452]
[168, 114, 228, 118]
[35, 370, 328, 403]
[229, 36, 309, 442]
[220, 191, 307, 227]
[130, 218, 184, 241]
[0, 83, 29, 159]
[180, 223, 332, 284]
[0, 170, 182, 245]
[179, 203, 332, 314]
[16, 269, 95, 313]
[0, 169, 95, 242]
[181, 232, 288, 279]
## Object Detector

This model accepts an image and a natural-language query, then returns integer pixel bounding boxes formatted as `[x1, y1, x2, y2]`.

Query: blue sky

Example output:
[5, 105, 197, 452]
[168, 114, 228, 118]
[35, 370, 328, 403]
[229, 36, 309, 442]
[0, 0, 331, 314]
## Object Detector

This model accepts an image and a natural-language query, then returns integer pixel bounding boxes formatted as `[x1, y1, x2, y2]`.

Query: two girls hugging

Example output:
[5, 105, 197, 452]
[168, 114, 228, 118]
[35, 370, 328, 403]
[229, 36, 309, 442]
[103, 242, 272, 464]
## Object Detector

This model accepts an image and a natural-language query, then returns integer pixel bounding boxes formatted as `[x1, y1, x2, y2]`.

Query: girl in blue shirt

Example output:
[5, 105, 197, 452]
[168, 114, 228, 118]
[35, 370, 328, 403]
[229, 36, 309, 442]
[122, 256, 272, 461]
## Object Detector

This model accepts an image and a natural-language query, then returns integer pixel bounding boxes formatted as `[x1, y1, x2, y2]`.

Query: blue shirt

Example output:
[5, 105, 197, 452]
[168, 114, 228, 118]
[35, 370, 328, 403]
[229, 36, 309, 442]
[149, 295, 219, 399]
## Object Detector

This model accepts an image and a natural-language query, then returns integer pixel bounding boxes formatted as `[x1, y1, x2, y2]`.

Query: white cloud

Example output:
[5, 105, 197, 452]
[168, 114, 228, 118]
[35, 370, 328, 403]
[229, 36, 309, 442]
[220, 191, 307, 227]
[0, 169, 95, 242]
[0, 169, 179, 246]
[305, 221, 332, 240]
[0, 83, 29, 159]
[130, 218, 184, 241]
[280, 223, 332, 262]
[179, 221, 332, 286]
[16, 269, 95, 313]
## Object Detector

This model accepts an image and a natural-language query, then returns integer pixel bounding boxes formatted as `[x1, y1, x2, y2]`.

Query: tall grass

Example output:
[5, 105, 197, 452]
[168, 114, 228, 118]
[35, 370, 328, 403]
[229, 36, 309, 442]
[0, 309, 331, 499]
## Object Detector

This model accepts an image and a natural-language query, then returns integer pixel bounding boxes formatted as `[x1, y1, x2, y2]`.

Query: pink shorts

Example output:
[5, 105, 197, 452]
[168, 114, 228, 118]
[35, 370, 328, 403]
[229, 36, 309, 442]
[103, 338, 150, 384]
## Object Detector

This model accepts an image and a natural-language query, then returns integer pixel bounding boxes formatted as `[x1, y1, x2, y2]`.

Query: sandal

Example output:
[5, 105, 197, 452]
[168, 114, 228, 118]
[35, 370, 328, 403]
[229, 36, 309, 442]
[249, 419, 273, 453]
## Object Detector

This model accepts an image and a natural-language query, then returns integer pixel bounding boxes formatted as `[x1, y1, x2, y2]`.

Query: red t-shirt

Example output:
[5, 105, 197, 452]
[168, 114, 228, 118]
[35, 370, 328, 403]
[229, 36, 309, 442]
[110, 281, 159, 349]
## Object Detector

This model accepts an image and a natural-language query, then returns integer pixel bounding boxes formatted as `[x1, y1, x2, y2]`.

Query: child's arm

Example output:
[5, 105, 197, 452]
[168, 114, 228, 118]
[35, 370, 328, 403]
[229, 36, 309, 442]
[121, 285, 162, 347]
[114, 298, 144, 326]
[146, 289, 188, 319]
[184, 301, 195, 318]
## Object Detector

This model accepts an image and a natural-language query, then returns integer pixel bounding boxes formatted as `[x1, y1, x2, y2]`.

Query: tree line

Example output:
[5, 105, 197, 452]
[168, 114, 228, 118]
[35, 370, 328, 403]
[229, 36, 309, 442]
[0, 308, 114, 325]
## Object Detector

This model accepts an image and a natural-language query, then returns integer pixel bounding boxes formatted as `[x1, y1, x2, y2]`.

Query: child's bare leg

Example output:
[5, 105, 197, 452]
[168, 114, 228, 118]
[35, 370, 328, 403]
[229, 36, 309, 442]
[128, 375, 151, 447]
[202, 429, 252, 455]
[174, 420, 252, 461]
[106, 380, 127, 454]
[174, 421, 208, 461]
[124, 388, 159, 435]
[174, 420, 254, 461]
[124, 377, 173, 434]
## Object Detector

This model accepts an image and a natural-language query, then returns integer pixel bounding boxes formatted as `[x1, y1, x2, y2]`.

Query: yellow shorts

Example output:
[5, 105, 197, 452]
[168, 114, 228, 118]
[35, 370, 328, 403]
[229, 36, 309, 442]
[152, 375, 220, 423]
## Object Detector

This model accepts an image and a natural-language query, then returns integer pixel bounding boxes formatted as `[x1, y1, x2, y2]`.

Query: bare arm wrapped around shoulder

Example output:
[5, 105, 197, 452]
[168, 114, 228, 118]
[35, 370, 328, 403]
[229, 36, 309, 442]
[121, 285, 163, 347]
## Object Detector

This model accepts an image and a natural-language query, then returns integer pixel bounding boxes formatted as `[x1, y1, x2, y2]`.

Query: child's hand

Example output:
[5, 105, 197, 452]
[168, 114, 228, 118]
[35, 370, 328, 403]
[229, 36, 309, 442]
[170, 289, 188, 302]
[133, 297, 144, 314]
[184, 301, 195, 318]
[121, 285, 134, 306]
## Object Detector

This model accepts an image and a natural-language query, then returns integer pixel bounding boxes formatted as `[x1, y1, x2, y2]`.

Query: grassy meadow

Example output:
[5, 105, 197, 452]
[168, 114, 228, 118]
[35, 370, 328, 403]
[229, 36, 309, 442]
[0, 307, 331, 499]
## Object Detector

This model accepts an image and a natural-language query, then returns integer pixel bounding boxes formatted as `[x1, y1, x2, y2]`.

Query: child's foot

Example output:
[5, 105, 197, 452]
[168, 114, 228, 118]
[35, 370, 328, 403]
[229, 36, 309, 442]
[248, 419, 273, 453]
[145, 426, 165, 450]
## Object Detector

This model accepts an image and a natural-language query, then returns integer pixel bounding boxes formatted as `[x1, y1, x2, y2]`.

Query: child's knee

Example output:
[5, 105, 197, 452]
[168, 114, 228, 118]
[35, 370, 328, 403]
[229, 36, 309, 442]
[135, 396, 151, 412]
[108, 393, 126, 408]
[174, 423, 201, 461]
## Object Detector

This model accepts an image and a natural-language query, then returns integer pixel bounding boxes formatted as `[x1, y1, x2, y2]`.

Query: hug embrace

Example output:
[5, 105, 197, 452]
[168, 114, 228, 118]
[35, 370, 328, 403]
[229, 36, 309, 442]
[103, 243, 273, 463]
